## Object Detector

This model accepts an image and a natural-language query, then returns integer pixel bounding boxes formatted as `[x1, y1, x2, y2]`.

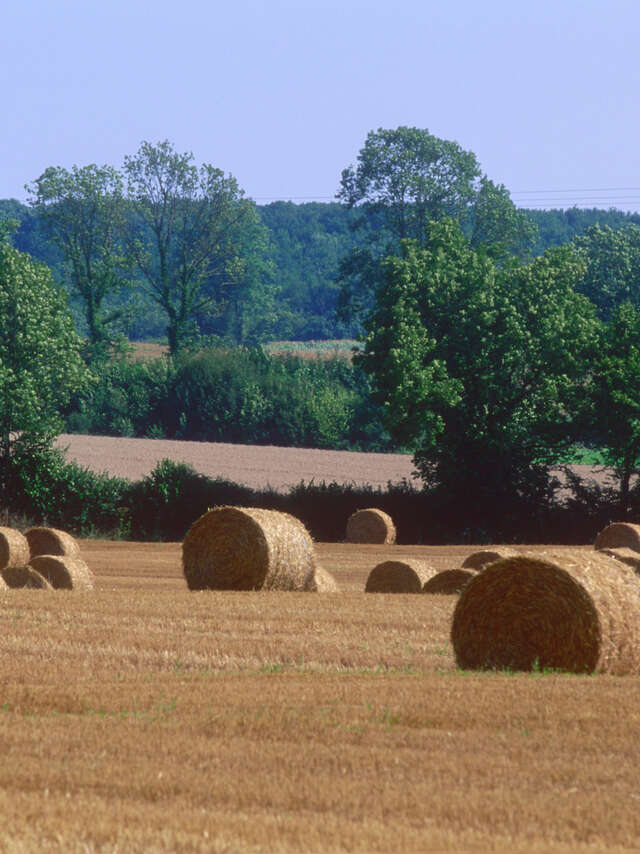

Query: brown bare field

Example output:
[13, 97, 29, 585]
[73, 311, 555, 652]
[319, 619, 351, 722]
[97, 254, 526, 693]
[0, 539, 639, 852]
[55, 433, 417, 490]
[55, 433, 620, 497]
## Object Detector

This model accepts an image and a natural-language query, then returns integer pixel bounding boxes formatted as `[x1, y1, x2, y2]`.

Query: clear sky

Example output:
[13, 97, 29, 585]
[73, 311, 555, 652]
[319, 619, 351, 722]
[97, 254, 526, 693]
[3, 0, 640, 210]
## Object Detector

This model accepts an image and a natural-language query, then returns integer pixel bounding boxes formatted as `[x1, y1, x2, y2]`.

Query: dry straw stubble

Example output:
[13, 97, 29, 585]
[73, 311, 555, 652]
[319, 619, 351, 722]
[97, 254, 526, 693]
[0, 527, 30, 570]
[451, 549, 640, 675]
[25, 527, 80, 559]
[423, 568, 475, 595]
[600, 547, 640, 575]
[594, 522, 640, 553]
[365, 559, 436, 593]
[304, 565, 340, 592]
[346, 508, 396, 544]
[461, 548, 518, 571]
[182, 506, 316, 591]
[29, 555, 94, 591]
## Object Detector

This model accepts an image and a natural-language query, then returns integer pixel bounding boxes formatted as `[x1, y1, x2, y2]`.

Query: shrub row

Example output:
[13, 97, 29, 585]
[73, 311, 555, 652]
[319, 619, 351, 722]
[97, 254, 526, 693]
[64, 347, 395, 452]
[6, 444, 631, 545]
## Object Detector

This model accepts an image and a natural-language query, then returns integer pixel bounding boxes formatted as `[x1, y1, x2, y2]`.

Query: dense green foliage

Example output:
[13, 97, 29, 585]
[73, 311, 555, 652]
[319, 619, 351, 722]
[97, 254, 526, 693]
[64, 347, 394, 451]
[4, 193, 640, 343]
[27, 164, 130, 355]
[0, 227, 91, 512]
[358, 220, 599, 527]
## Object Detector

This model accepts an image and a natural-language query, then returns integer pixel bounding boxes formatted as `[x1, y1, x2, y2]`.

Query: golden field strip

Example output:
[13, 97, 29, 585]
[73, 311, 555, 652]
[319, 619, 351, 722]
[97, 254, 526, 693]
[0, 540, 639, 852]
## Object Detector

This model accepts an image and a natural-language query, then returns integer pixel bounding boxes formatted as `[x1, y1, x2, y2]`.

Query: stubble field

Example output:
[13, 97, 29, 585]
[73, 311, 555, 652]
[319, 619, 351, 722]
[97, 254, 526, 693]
[1, 539, 639, 852]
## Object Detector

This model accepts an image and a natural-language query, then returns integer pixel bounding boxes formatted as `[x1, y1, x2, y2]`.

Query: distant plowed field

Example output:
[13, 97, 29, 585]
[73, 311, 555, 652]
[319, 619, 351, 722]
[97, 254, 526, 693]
[55, 433, 417, 489]
[56, 433, 618, 494]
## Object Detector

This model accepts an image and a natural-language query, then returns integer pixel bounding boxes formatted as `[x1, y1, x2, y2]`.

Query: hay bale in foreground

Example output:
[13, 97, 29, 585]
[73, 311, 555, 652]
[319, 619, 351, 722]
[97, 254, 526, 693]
[451, 550, 640, 675]
[305, 565, 340, 592]
[365, 559, 436, 593]
[346, 508, 396, 544]
[423, 569, 475, 595]
[594, 522, 640, 553]
[29, 555, 94, 591]
[182, 507, 316, 591]
[461, 548, 517, 571]
[25, 527, 80, 559]
[600, 547, 640, 575]
[2, 566, 53, 589]
[0, 527, 30, 570]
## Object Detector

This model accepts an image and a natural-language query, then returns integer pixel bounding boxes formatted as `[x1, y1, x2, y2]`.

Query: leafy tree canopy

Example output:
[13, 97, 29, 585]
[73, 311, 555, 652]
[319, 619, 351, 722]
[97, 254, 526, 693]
[0, 228, 91, 509]
[358, 219, 598, 515]
[574, 223, 640, 320]
[123, 140, 274, 355]
[26, 164, 130, 356]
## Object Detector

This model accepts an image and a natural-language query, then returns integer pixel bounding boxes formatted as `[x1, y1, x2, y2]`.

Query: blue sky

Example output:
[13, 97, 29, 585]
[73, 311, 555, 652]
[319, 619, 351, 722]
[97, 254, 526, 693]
[3, 0, 640, 209]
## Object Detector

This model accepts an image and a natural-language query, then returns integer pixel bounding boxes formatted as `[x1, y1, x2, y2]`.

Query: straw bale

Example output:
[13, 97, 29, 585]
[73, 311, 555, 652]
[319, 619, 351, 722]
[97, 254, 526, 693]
[461, 548, 518, 571]
[594, 522, 640, 553]
[365, 559, 436, 593]
[0, 527, 30, 570]
[2, 566, 53, 589]
[29, 555, 94, 591]
[182, 506, 316, 591]
[25, 527, 80, 559]
[423, 568, 475, 595]
[304, 565, 340, 592]
[346, 508, 396, 544]
[600, 547, 640, 575]
[451, 549, 640, 675]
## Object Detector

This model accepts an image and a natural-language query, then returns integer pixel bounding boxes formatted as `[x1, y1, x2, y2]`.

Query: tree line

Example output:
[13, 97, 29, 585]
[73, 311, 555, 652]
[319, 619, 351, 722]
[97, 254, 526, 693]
[2, 132, 640, 348]
[3, 126, 640, 537]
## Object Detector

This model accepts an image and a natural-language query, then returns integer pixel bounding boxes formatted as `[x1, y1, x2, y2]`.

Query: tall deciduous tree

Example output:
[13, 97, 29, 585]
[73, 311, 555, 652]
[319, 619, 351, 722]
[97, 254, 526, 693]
[336, 127, 536, 325]
[0, 225, 91, 513]
[123, 140, 267, 355]
[590, 302, 640, 513]
[574, 223, 640, 320]
[358, 220, 598, 519]
[26, 164, 129, 355]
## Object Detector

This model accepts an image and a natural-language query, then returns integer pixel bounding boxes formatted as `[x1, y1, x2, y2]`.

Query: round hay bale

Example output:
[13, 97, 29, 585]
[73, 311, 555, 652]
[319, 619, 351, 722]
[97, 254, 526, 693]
[0, 527, 30, 570]
[451, 550, 640, 675]
[25, 527, 80, 559]
[461, 548, 518, 571]
[346, 508, 396, 544]
[423, 568, 475, 595]
[29, 555, 94, 591]
[182, 507, 316, 591]
[600, 547, 640, 575]
[594, 522, 640, 553]
[365, 559, 436, 593]
[2, 566, 53, 589]
[305, 565, 340, 593]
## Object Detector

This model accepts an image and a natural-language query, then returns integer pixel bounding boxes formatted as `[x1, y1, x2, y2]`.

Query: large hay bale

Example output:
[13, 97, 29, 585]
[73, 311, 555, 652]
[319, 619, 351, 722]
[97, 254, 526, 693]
[594, 522, 640, 553]
[2, 566, 53, 589]
[365, 559, 436, 593]
[25, 527, 80, 559]
[304, 565, 340, 593]
[423, 568, 475, 595]
[599, 547, 640, 575]
[29, 555, 94, 591]
[451, 550, 640, 675]
[461, 548, 517, 571]
[346, 508, 396, 544]
[0, 527, 30, 570]
[182, 507, 316, 591]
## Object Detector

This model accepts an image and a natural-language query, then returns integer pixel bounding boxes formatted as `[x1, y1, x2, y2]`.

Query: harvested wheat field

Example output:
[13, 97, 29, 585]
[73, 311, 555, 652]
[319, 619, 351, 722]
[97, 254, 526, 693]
[0, 538, 638, 853]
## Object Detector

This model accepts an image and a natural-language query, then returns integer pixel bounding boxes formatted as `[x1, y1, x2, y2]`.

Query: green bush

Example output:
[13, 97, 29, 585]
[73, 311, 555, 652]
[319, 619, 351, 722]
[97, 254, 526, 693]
[7, 438, 127, 535]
